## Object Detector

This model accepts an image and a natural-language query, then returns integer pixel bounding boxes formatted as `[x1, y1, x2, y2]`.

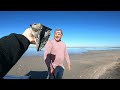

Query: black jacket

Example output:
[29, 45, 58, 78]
[0, 33, 30, 78]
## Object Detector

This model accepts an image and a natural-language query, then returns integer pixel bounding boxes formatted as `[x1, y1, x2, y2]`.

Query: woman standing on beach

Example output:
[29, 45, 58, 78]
[44, 29, 72, 79]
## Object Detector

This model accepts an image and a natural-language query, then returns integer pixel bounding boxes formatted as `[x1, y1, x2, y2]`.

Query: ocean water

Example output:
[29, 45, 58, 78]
[23, 48, 87, 57]
[23, 47, 120, 57]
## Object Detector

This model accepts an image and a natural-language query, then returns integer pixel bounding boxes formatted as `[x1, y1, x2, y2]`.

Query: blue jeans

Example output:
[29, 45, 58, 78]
[48, 66, 64, 79]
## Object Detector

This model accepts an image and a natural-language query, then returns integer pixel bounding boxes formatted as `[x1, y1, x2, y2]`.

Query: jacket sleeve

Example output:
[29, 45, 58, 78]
[44, 40, 52, 68]
[64, 44, 71, 65]
[0, 33, 30, 78]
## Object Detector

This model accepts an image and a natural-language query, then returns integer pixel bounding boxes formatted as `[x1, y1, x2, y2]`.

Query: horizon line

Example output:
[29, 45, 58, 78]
[29, 46, 120, 48]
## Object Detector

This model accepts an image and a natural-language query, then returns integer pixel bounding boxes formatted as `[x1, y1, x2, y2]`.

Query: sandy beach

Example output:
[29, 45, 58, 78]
[6, 50, 120, 79]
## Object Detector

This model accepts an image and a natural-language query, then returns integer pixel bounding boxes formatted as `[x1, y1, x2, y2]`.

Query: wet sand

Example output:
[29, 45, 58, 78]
[6, 50, 120, 79]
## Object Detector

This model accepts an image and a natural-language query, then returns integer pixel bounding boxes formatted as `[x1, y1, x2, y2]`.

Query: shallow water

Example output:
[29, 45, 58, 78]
[23, 47, 120, 57]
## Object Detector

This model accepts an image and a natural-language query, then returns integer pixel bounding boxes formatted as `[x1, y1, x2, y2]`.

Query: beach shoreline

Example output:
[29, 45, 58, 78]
[6, 49, 120, 79]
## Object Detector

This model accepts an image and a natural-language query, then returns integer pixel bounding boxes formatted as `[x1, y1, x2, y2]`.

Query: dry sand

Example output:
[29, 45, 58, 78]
[6, 50, 120, 79]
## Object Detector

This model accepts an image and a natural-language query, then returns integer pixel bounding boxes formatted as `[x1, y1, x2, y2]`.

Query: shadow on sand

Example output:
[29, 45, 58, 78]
[26, 71, 48, 79]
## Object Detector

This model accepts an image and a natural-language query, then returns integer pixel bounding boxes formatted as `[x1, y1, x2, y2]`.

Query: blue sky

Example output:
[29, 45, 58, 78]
[0, 11, 120, 47]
